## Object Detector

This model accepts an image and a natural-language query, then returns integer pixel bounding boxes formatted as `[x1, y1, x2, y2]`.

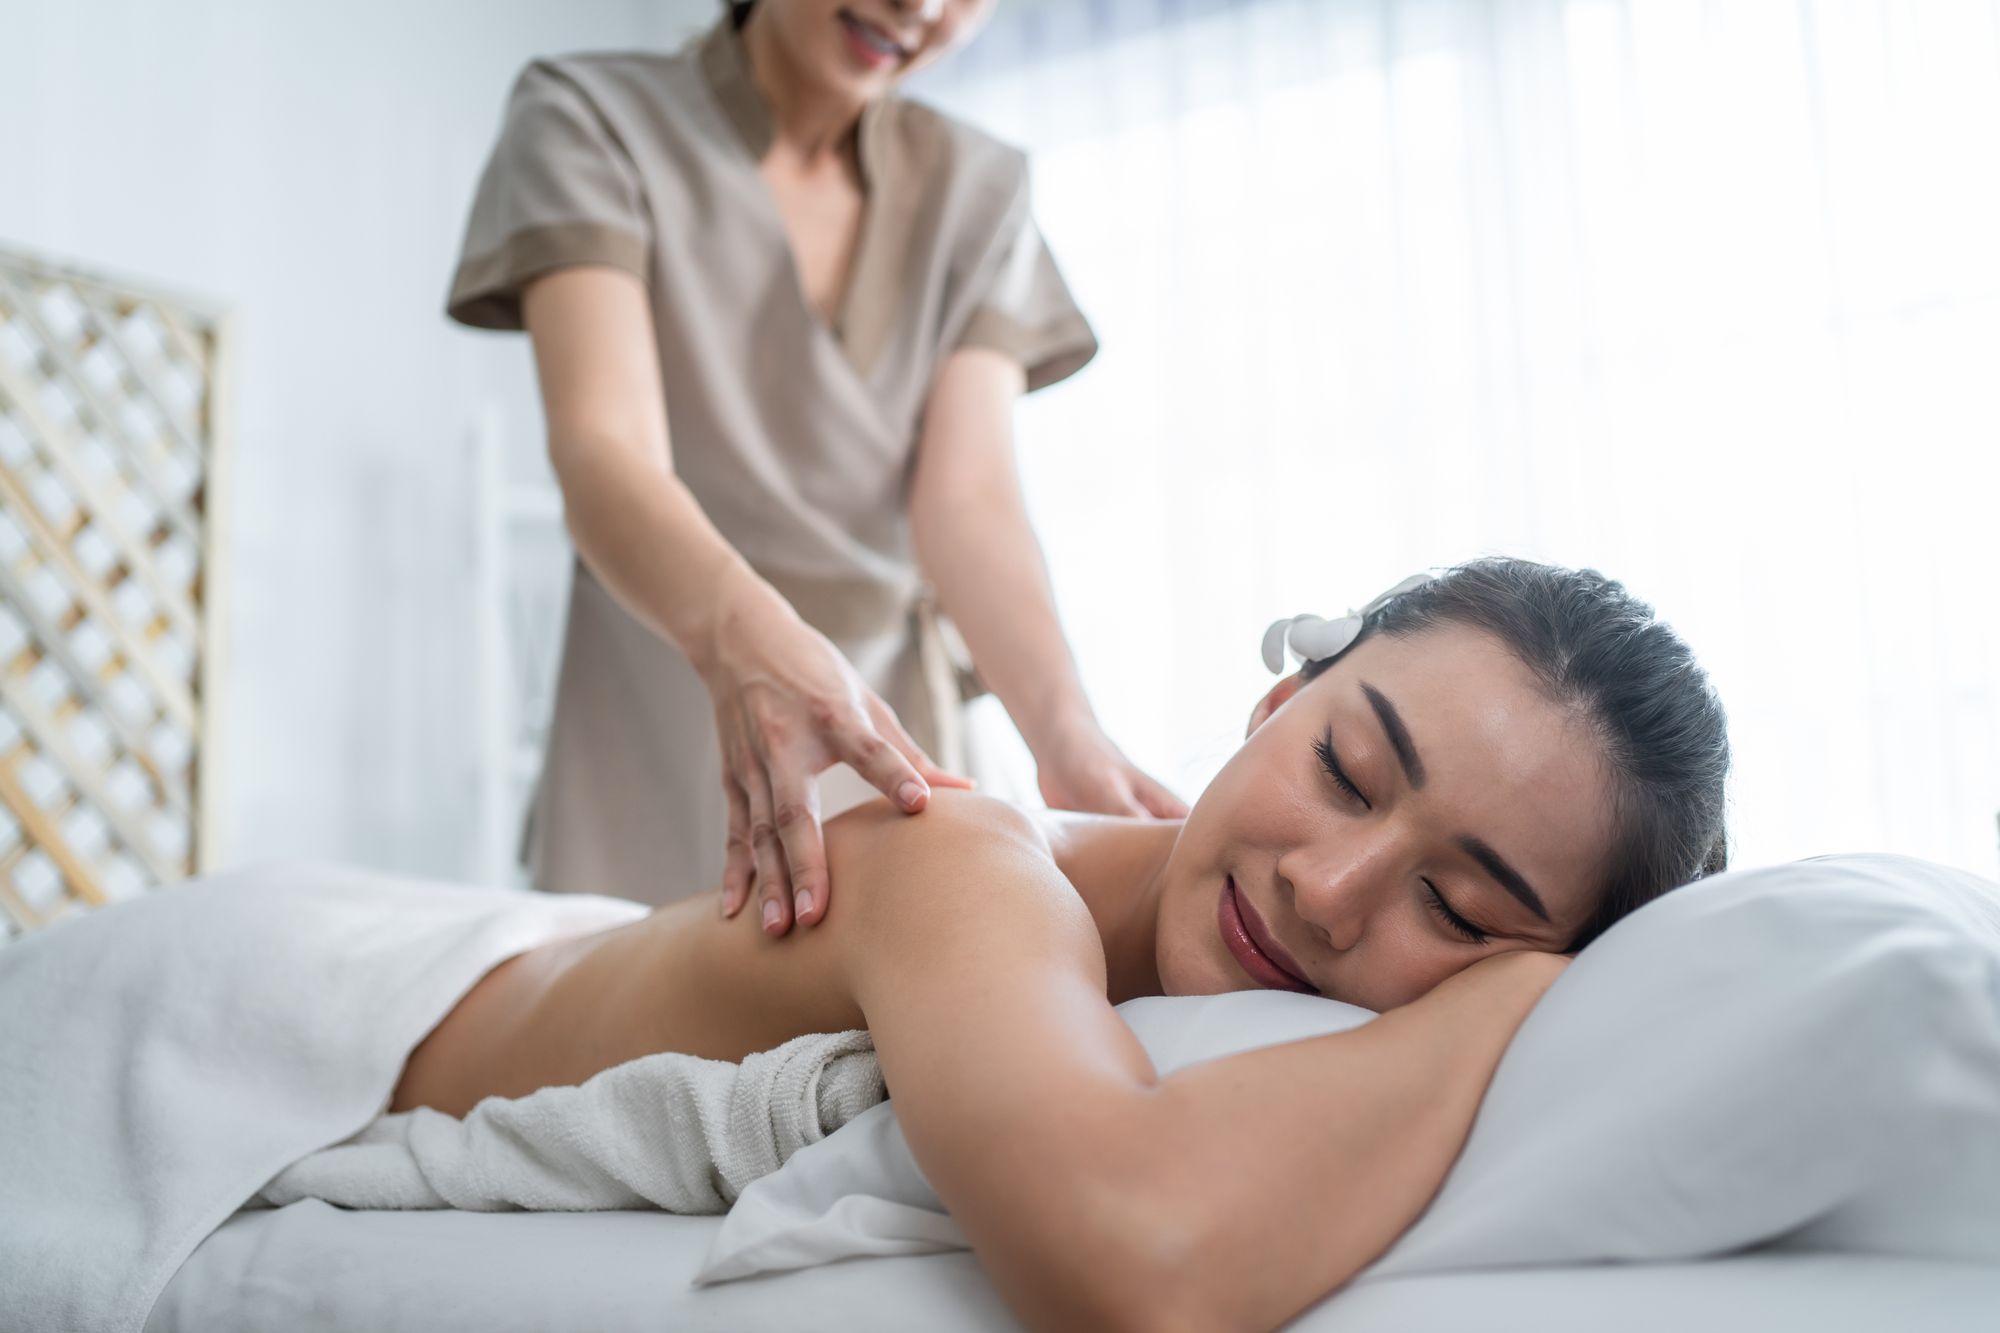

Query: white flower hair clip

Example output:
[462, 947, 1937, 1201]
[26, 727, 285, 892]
[1261, 573, 1435, 674]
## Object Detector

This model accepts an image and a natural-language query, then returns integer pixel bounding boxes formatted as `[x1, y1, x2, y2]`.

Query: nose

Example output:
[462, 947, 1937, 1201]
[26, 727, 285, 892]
[1278, 838, 1397, 954]
[886, 0, 947, 21]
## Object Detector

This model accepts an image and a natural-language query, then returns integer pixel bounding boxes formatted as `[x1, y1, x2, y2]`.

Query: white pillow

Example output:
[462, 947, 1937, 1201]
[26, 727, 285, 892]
[697, 854, 2000, 1285]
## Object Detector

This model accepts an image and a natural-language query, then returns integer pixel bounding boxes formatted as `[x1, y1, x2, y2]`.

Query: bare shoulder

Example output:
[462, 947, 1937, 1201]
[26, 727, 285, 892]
[826, 789, 1048, 862]
[670, 791, 1067, 1033]
[823, 791, 1104, 1019]
[824, 790, 1068, 931]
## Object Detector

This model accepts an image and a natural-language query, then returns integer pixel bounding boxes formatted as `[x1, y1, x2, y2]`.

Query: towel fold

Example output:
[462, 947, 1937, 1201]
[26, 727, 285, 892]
[258, 1030, 886, 1213]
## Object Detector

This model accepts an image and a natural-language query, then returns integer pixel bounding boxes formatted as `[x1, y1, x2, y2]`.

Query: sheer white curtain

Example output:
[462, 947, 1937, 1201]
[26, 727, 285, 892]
[919, 0, 2000, 875]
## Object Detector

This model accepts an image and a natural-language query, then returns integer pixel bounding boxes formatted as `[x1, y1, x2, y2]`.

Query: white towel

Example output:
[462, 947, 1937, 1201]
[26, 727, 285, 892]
[0, 860, 851, 1333]
[258, 1029, 885, 1213]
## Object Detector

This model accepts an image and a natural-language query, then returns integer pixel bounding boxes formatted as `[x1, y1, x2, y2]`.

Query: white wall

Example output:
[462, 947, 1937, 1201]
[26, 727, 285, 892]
[0, 0, 714, 878]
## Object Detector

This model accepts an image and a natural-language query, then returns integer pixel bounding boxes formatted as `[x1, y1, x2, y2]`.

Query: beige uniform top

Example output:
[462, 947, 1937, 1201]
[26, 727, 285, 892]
[447, 17, 1098, 904]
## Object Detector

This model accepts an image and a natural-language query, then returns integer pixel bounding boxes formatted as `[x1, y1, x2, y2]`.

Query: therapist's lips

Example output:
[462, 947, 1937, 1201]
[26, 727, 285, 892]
[837, 10, 909, 69]
[1218, 875, 1316, 993]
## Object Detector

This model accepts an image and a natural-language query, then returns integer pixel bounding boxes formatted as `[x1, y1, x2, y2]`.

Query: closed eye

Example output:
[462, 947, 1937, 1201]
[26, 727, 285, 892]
[1313, 729, 1371, 810]
[1424, 881, 1491, 945]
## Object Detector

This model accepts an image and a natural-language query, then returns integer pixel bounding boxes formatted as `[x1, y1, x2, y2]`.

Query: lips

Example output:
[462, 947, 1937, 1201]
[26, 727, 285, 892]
[1217, 875, 1316, 993]
[838, 10, 908, 65]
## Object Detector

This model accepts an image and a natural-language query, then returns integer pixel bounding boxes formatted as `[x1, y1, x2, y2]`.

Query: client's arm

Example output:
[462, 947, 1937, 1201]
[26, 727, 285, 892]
[833, 793, 1562, 1333]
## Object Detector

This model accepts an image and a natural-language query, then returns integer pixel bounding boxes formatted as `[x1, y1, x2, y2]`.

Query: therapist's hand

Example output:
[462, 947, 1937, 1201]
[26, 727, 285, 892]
[1030, 717, 1189, 820]
[701, 576, 972, 937]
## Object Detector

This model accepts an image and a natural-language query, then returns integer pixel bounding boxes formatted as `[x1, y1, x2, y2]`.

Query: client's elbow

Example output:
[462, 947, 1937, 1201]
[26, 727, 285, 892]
[1053, 1225, 1236, 1333]
[1034, 1150, 1357, 1333]
[1077, 1231, 1319, 1333]
[1002, 1170, 1235, 1333]
[1010, 1236, 1194, 1333]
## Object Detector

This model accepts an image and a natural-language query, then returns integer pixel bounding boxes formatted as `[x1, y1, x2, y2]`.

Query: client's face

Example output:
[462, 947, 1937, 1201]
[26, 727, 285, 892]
[1155, 624, 1618, 1011]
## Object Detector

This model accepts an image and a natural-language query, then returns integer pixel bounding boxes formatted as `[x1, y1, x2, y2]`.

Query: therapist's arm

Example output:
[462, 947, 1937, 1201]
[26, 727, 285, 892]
[908, 347, 1185, 818]
[520, 266, 965, 932]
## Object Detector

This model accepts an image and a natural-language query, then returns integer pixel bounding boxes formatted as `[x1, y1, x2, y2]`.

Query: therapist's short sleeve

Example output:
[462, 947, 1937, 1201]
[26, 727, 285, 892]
[954, 171, 1098, 393]
[446, 61, 653, 331]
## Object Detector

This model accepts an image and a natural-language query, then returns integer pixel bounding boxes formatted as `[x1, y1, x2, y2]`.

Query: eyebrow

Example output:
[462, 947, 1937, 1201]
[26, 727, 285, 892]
[1458, 836, 1551, 922]
[1359, 682, 1426, 790]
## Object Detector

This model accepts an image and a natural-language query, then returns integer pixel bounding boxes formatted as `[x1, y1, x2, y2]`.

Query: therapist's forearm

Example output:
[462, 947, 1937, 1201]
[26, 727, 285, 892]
[913, 483, 1095, 752]
[550, 429, 781, 675]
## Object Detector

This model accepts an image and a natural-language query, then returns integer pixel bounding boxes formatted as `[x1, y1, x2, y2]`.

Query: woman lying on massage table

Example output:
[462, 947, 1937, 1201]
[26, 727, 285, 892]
[395, 557, 1730, 1333]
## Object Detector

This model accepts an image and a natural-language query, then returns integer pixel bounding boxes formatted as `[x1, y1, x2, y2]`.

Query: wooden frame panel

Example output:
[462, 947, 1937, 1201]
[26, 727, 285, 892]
[0, 246, 231, 937]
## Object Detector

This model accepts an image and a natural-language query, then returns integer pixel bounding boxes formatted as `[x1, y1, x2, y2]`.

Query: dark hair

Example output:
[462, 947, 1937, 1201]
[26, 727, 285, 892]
[1300, 557, 1730, 951]
[727, 0, 755, 31]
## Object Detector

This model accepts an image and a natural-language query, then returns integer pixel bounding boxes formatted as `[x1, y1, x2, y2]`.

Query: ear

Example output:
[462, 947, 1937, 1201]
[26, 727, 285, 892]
[1247, 672, 1305, 737]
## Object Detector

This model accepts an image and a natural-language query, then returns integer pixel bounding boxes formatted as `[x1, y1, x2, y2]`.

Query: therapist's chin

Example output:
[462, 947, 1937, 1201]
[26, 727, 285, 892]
[832, 41, 956, 94]
[818, 66, 904, 106]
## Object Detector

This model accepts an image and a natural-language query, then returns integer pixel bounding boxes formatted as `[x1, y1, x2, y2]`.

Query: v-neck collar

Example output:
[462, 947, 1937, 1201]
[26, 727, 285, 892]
[697, 17, 911, 380]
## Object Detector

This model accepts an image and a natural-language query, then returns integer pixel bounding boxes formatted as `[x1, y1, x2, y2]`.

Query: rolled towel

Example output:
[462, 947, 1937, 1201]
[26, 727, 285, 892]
[259, 1029, 885, 1214]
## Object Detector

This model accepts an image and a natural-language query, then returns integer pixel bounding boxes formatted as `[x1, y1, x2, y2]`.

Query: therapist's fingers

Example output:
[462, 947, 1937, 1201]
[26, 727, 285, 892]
[860, 695, 975, 800]
[744, 754, 795, 937]
[719, 769, 755, 919]
[1039, 758, 1147, 818]
[834, 705, 936, 813]
[1091, 778, 1153, 818]
[767, 765, 829, 930]
[1128, 769, 1190, 819]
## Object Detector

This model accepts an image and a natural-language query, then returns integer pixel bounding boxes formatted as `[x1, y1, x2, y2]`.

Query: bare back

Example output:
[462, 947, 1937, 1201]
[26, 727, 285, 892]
[393, 801, 956, 1116]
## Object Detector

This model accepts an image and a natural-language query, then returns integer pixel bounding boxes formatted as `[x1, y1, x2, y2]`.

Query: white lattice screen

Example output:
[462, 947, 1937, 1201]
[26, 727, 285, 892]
[0, 248, 230, 939]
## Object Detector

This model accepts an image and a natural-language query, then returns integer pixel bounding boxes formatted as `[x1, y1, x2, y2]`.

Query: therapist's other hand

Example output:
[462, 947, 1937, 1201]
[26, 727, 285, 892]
[1032, 719, 1188, 820]
[701, 577, 972, 938]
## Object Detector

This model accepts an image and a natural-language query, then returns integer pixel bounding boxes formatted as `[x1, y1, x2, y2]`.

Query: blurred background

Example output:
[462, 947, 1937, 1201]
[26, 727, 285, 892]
[2, 0, 1994, 900]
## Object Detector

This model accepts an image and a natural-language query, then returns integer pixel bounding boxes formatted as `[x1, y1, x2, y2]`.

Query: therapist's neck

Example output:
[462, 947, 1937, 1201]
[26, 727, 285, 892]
[741, 12, 868, 164]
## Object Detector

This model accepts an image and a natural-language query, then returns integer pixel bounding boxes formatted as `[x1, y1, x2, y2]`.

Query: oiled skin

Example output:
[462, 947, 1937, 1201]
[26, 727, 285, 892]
[392, 811, 885, 1116]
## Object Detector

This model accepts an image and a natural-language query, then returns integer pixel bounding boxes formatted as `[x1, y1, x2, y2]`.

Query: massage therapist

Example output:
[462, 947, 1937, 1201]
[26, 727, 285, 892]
[446, 0, 1182, 932]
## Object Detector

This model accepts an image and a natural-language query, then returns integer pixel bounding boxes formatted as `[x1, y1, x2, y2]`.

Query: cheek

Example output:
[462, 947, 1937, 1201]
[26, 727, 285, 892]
[1340, 915, 1472, 1011]
[1153, 878, 1209, 995]
[1154, 873, 1237, 997]
[1351, 937, 1533, 1012]
[1193, 745, 1307, 848]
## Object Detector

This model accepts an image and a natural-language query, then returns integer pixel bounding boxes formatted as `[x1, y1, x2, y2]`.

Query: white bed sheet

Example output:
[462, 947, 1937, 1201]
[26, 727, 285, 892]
[147, 1203, 2000, 1333]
